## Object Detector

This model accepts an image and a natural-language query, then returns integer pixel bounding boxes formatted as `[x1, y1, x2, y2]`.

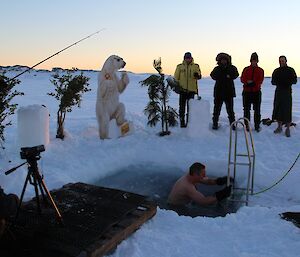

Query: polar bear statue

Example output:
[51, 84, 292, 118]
[96, 55, 129, 139]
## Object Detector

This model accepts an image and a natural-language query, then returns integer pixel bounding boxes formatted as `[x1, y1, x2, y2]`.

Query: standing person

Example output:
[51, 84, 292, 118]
[210, 53, 239, 130]
[240, 52, 265, 132]
[271, 56, 297, 137]
[174, 52, 201, 127]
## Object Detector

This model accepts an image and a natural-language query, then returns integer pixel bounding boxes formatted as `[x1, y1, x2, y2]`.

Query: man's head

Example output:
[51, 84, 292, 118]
[279, 55, 287, 67]
[216, 52, 231, 66]
[189, 162, 206, 179]
[184, 52, 193, 64]
[250, 52, 259, 66]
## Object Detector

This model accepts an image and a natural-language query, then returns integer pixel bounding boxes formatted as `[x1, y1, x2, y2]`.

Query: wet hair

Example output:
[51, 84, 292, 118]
[189, 162, 205, 175]
[279, 55, 287, 62]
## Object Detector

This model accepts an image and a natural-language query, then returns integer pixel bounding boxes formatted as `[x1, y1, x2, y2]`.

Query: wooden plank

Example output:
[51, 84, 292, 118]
[0, 183, 157, 257]
[281, 212, 300, 228]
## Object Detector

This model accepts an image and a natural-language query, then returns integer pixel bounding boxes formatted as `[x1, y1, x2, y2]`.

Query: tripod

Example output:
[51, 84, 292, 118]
[5, 156, 63, 226]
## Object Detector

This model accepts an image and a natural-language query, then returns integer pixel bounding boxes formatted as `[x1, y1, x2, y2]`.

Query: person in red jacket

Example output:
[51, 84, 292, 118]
[240, 52, 264, 132]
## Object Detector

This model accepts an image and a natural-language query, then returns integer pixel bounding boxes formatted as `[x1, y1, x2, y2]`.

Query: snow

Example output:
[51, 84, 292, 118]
[187, 99, 211, 137]
[1, 68, 300, 256]
[17, 104, 50, 148]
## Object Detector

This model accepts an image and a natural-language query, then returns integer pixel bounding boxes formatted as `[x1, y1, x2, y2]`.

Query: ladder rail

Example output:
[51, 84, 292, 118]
[238, 117, 256, 195]
[241, 119, 252, 204]
[227, 118, 256, 205]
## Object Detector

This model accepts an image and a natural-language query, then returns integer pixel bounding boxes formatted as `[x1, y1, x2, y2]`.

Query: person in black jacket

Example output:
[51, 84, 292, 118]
[271, 56, 297, 137]
[210, 53, 239, 130]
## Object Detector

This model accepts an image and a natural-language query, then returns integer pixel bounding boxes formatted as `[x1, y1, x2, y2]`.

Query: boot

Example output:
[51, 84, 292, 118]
[274, 122, 282, 134]
[180, 121, 186, 128]
[212, 117, 219, 130]
[285, 127, 290, 137]
[180, 118, 186, 128]
[255, 124, 261, 132]
[244, 119, 250, 131]
[255, 126, 261, 132]
[274, 126, 282, 134]
[229, 118, 235, 131]
[212, 122, 218, 130]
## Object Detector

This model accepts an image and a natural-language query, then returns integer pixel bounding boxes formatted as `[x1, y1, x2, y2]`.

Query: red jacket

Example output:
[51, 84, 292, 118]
[241, 65, 264, 92]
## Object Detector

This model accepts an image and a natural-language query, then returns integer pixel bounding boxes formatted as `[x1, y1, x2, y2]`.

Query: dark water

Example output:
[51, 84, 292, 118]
[94, 163, 241, 218]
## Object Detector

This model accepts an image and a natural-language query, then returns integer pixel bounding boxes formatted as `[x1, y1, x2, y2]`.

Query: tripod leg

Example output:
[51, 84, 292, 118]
[36, 174, 48, 205]
[14, 172, 30, 224]
[31, 173, 42, 214]
[38, 175, 63, 226]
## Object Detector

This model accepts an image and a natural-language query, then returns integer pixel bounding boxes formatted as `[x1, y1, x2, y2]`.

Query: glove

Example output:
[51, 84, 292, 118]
[215, 176, 234, 185]
[246, 81, 255, 87]
[194, 72, 201, 79]
[215, 185, 232, 201]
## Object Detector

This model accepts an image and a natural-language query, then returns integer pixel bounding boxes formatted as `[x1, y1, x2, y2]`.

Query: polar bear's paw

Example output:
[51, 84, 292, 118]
[121, 72, 129, 85]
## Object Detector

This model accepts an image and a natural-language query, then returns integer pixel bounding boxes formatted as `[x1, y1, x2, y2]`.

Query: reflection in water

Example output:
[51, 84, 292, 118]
[94, 163, 241, 217]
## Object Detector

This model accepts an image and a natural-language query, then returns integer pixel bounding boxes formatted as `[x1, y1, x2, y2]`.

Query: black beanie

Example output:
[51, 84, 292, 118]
[250, 52, 259, 62]
[184, 52, 192, 59]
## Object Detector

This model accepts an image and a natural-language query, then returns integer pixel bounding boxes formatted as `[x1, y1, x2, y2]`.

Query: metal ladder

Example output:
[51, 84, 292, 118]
[227, 117, 255, 206]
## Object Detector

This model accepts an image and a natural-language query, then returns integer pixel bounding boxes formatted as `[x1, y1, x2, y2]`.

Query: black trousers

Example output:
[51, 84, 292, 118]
[242, 91, 261, 128]
[212, 97, 235, 125]
[179, 91, 195, 126]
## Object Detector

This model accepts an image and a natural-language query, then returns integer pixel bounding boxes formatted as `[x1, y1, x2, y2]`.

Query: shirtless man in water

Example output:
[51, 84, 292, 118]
[168, 162, 232, 206]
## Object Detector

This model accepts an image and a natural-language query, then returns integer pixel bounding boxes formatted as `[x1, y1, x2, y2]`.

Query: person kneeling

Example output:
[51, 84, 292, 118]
[167, 162, 232, 206]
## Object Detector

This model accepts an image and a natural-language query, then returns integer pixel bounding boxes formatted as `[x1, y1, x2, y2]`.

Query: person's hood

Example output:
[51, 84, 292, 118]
[182, 58, 195, 65]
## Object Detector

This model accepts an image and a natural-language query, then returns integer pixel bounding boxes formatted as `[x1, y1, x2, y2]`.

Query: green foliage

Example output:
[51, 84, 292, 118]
[153, 58, 163, 74]
[48, 69, 91, 112]
[140, 58, 178, 136]
[48, 69, 90, 139]
[166, 76, 182, 94]
[0, 72, 23, 141]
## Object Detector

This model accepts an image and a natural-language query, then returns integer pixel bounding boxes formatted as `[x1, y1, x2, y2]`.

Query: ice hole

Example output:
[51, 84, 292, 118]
[94, 163, 243, 217]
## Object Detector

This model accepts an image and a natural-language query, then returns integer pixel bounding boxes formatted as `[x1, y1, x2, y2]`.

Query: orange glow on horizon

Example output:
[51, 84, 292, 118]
[1, 46, 299, 77]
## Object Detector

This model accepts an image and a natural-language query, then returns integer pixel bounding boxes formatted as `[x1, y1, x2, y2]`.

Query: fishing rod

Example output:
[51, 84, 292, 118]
[7, 29, 105, 83]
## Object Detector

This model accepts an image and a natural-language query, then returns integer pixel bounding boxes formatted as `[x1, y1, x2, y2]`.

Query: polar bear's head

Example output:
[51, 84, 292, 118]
[101, 55, 126, 75]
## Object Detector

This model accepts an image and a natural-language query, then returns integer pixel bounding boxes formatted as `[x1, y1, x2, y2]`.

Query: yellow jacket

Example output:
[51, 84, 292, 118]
[174, 60, 201, 93]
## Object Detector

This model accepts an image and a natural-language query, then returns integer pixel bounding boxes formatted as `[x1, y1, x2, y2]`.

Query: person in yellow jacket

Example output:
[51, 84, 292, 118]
[174, 52, 201, 127]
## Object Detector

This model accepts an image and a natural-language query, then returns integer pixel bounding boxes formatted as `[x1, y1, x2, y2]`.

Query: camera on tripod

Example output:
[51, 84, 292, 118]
[20, 145, 45, 160]
[4, 143, 63, 225]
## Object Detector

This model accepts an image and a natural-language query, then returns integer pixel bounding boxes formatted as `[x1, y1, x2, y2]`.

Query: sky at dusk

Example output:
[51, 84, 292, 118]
[1, 0, 300, 76]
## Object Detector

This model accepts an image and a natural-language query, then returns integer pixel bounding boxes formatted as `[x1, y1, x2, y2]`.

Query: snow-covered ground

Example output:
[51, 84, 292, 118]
[1, 68, 300, 256]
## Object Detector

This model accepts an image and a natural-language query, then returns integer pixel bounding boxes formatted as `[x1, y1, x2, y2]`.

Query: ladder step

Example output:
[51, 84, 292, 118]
[236, 154, 255, 157]
[228, 199, 248, 203]
[233, 187, 252, 191]
[229, 162, 251, 166]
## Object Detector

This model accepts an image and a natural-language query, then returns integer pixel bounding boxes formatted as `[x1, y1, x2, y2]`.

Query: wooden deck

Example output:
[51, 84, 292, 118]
[281, 212, 300, 228]
[0, 182, 157, 257]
